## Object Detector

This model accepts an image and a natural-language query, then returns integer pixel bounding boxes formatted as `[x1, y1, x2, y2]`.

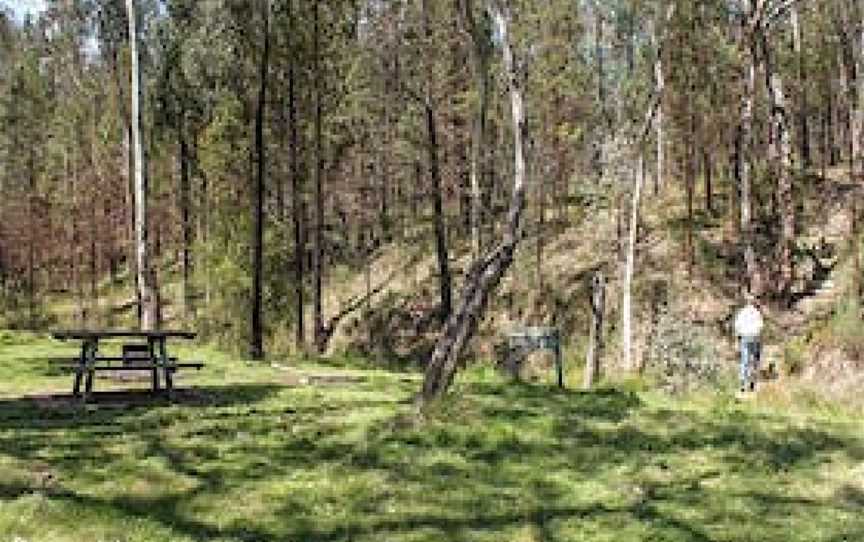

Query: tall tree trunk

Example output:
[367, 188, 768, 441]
[288, 0, 305, 352]
[765, 37, 795, 299]
[594, 6, 605, 180]
[28, 147, 35, 328]
[251, 0, 270, 360]
[423, 0, 452, 324]
[421, 0, 527, 402]
[854, 0, 864, 175]
[312, 0, 326, 353]
[652, 8, 665, 194]
[584, 270, 605, 389]
[111, 42, 139, 325]
[459, 0, 489, 258]
[738, 1, 759, 295]
[791, 4, 810, 168]
[623, 153, 645, 371]
[622, 4, 675, 370]
[127, 0, 156, 330]
[178, 109, 193, 318]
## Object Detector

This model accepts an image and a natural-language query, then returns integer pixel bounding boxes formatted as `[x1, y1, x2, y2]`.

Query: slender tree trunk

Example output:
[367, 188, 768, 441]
[178, 109, 193, 318]
[653, 9, 665, 195]
[623, 154, 644, 371]
[460, 0, 489, 259]
[584, 270, 605, 389]
[594, 7, 605, 180]
[312, 0, 326, 353]
[738, 3, 758, 295]
[854, 0, 864, 175]
[791, 4, 810, 168]
[127, 0, 156, 330]
[421, 0, 527, 402]
[28, 147, 35, 328]
[423, 0, 452, 324]
[766, 46, 795, 299]
[251, 0, 270, 360]
[622, 5, 674, 370]
[288, 0, 305, 352]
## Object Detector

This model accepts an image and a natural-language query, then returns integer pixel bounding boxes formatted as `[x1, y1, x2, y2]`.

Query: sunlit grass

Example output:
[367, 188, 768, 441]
[0, 332, 862, 541]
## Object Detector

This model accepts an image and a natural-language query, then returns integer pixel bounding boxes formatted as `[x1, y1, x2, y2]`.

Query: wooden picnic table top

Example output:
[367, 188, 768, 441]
[51, 330, 197, 341]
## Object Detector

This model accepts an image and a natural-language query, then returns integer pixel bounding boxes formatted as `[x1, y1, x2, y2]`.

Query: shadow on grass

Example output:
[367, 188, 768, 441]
[0, 379, 862, 541]
[0, 383, 284, 429]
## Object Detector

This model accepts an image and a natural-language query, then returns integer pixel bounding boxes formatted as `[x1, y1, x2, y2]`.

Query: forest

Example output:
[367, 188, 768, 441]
[1, 0, 864, 540]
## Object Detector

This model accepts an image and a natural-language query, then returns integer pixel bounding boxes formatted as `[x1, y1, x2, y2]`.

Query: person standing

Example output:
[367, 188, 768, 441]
[734, 293, 764, 392]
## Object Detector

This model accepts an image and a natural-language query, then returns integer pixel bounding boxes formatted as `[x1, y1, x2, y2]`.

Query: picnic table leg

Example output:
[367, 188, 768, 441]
[159, 337, 173, 399]
[84, 339, 97, 401]
[149, 337, 160, 393]
[72, 341, 85, 397]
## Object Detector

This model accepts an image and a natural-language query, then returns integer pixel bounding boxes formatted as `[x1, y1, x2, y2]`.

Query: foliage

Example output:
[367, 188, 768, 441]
[644, 304, 723, 394]
[829, 298, 864, 361]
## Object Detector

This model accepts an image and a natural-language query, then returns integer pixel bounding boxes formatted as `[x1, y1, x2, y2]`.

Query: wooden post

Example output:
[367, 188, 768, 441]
[584, 271, 606, 389]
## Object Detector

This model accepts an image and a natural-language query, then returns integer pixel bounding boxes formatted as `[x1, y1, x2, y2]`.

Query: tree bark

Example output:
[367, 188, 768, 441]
[791, 3, 810, 168]
[423, 0, 452, 324]
[178, 109, 193, 318]
[288, 0, 305, 352]
[584, 270, 605, 389]
[459, 0, 490, 259]
[765, 45, 795, 299]
[421, 0, 527, 402]
[738, 0, 759, 295]
[127, 0, 156, 331]
[622, 3, 674, 371]
[652, 8, 665, 195]
[623, 153, 644, 371]
[312, 0, 326, 353]
[251, 0, 270, 360]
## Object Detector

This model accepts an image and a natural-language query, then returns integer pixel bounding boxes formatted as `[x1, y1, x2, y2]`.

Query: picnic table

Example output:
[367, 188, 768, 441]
[51, 330, 203, 400]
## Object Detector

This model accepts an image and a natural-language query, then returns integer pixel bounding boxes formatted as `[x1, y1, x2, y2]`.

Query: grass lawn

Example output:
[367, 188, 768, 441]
[0, 332, 863, 542]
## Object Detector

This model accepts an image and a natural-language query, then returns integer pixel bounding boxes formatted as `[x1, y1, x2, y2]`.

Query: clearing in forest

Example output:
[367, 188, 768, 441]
[0, 333, 862, 542]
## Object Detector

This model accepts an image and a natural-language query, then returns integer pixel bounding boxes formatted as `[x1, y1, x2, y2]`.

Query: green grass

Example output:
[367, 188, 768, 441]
[1, 332, 863, 541]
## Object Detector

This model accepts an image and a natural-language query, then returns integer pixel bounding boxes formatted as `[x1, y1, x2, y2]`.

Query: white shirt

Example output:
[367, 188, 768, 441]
[734, 304, 763, 338]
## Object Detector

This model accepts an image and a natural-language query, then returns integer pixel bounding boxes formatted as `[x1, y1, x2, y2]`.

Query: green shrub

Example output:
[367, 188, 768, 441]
[644, 305, 723, 394]
[782, 336, 808, 375]
[829, 298, 864, 360]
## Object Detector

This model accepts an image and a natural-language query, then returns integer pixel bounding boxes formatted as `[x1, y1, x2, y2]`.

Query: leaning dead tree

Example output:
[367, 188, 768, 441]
[420, 0, 527, 402]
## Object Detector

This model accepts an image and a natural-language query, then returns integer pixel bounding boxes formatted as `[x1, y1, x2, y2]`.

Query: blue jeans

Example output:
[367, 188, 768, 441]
[739, 336, 760, 389]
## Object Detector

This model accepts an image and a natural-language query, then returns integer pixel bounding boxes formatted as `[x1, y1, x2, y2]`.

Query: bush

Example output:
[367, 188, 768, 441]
[830, 298, 864, 361]
[782, 336, 808, 375]
[644, 305, 723, 394]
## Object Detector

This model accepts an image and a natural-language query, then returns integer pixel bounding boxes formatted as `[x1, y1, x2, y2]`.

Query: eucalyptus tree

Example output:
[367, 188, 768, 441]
[127, 0, 158, 330]
[422, 0, 529, 402]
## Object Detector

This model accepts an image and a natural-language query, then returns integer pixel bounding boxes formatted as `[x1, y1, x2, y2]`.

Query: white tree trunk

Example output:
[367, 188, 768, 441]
[653, 8, 665, 194]
[127, 0, 155, 330]
[622, 154, 644, 371]
[740, 0, 758, 294]
[621, 2, 674, 371]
